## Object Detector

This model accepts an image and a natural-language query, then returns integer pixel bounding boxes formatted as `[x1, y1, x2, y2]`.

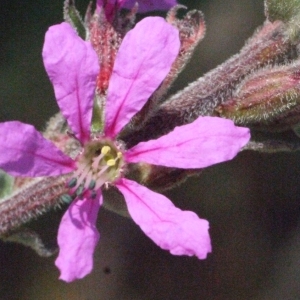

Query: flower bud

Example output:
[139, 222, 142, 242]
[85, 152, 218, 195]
[265, 0, 300, 43]
[216, 61, 300, 130]
[265, 0, 300, 22]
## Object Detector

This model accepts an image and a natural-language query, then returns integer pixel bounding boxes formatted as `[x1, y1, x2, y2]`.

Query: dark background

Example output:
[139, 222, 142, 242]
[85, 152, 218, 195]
[2, 0, 300, 299]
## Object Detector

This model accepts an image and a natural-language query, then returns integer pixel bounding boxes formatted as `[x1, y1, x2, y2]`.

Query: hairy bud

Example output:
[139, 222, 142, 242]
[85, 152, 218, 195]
[265, 0, 300, 22]
[216, 61, 300, 130]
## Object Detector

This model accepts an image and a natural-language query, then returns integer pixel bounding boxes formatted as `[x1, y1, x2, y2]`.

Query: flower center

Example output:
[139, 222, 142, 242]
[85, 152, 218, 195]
[67, 139, 124, 199]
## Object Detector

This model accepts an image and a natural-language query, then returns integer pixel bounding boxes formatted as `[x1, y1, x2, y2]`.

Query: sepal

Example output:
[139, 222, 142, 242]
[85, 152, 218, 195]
[63, 0, 86, 39]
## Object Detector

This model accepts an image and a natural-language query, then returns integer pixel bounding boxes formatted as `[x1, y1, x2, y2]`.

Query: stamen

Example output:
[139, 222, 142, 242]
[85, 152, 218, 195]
[101, 145, 111, 155]
[97, 165, 109, 178]
[94, 165, 110, 190]
[60, 194, 73, 204]
[106, 159, 116, 166]
[95, 176, 108, 191]
[73, 162, 89, 178]
[75, 165, 91, 189]
[84, 171, 94, 189]
[76, 184, 84, 197]
[70, 140, 124, 197]
[68, 177, 77, 188]
[106, 152, 122, 167]
[88, 180, 96, 190]
[92, 154, 104, 170]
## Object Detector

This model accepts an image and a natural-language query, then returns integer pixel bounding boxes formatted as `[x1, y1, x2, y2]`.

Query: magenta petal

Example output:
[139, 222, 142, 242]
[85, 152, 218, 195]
[104, 17, 180, 138]
[126, 116, 250, 168]
[0, 121, 75, 177]
[123, 0, 177, 12]
[42, 22, 99, 143]
[96, 0, 121, 20]
[116, 178, 211, 259]
[96, 0, 125, 9]
[97, 0, 175, 15]
[96, 0, 125, 14]
[96, 0, 105, 9]
[55, 195, 102, 282]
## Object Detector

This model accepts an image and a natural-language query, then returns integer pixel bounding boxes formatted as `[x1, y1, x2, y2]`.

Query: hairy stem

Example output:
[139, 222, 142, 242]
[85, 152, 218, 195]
[0, 176, 70, 236]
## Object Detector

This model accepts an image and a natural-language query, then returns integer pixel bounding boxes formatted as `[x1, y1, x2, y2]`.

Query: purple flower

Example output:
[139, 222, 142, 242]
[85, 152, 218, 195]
[96, 0, 177, 21]
[0, 17, 250, 282]
[97, 0, 177, 14]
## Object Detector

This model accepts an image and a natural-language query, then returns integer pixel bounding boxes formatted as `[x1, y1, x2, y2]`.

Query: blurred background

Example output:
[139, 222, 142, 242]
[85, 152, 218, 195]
[2, 0, 300, 299]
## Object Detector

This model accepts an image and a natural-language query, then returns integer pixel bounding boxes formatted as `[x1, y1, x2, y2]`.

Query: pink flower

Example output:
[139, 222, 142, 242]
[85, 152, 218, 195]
[97, 0, 177, 14]
[0, 17, 250, 282]
[96, 0, 177, 22]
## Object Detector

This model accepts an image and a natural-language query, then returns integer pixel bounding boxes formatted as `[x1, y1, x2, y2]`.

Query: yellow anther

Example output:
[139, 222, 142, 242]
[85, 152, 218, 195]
[117, 152, 122, 159]
[106, 159, 116, 166]
[101, 146, 111, 155]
